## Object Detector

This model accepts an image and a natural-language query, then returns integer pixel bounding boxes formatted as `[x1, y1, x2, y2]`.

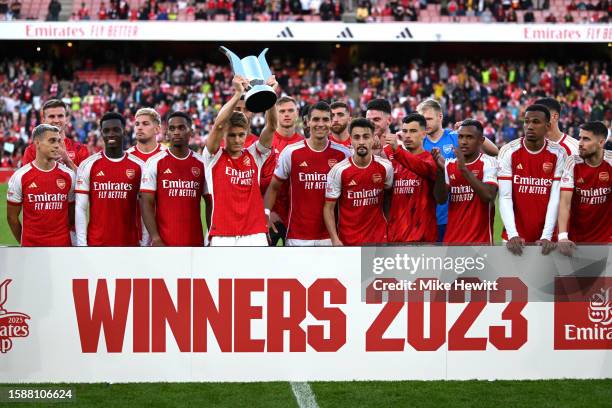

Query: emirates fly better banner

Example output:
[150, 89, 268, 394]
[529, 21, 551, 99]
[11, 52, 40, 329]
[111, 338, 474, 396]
[0, 247, 610, 382]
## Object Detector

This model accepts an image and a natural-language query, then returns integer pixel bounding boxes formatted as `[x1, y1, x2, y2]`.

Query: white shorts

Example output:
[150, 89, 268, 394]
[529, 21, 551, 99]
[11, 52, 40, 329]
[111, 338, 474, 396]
[210, 233, 268, 247]
[286, 239, 332, 247]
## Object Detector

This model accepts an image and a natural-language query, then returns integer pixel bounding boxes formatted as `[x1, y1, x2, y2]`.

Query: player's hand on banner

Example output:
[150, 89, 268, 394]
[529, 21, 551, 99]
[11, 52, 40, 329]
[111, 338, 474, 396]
[331, 237, 343, 246]
[266, 210, 279, 233]
[431, 148, 445, 171]
[536, 239, 556, 255]
[232, 75, 249, 94]
[151, 236, 166, 247]
[384, 133, 399, 150]
[506, 236, 525, 255]
[558, 238, 576, 257]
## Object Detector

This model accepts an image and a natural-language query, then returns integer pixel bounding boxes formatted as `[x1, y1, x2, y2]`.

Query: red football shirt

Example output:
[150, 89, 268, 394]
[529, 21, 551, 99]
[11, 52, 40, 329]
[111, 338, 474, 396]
[329, 134, 352, 148]
[384, 146, 437, 243]
[23, 137, 89, 167]
[127, 143, 168, 162]
[498, 138, 566, 242]
[76, 152, 144, 246]
[204, 142, 271, 237]
[325, 156, 394, 246]
[140, 150, 206, 246]
[444, 153, 498, 244]
[275, 140, 350, 240]
[7, 162, 75, 246]
[560, 151, 611, 243]
[263, 131, 304, 222]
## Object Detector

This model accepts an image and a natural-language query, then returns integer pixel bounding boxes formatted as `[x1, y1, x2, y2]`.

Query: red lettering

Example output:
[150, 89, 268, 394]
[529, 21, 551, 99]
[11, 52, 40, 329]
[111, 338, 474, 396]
[307, 279, 346, 352]
[151, 279, 191, 352]
[72, 279, 131, 353]
[234, 279, 265, 352]
[407, 280, 446, 351]
[133, 279, 149, 352]
[366, 302, 404, 351]
[489, 277, 528, 350]
[193, 279, 232, 352]
[267, 279, 306, 352]
[448, 278, 487, 351]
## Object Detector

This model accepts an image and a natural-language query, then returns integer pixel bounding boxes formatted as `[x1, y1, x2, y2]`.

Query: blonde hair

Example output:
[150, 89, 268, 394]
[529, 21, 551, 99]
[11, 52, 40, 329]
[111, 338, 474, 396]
[135, 108, 161, 124]
[416, 99, 442, 114]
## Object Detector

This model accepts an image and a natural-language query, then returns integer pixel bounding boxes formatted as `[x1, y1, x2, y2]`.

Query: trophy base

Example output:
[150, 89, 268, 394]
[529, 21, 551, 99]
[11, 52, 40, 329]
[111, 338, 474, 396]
[245, 86, 277, 113]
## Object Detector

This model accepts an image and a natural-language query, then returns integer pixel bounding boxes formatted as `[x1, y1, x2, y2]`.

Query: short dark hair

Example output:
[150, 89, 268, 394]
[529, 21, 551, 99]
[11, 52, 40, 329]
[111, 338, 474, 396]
[349, 118, 375, 134]
[167, 111, 192, 126]
[580, 121, 608, 139]
[402, 113, 427, 129]
[366, 98, 391, 115]
[525, 104, 551, 122]
[308, 101, 331, 118]
[100, 112, 126, 128]
[534, 97, 561, 115]
[42, 99, 68, 113]
[459, 119, 484, 135]
[32, 124, 60, 140]
[330, 101, 349, 112]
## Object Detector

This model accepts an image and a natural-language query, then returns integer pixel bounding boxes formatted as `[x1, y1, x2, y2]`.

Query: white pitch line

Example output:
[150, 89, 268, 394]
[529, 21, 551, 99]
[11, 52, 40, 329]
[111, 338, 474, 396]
[290, 381, 320, 408]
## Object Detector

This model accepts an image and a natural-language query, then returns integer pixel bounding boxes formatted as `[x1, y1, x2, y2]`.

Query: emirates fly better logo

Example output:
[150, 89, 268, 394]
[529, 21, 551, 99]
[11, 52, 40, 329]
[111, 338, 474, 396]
[0, 279, 31, 353]
[554, 277, 612, 349]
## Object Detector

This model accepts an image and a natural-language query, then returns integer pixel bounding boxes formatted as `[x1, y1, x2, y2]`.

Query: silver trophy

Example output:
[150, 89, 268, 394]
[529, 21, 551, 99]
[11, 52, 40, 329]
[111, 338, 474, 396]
[220, 47, 277, 113]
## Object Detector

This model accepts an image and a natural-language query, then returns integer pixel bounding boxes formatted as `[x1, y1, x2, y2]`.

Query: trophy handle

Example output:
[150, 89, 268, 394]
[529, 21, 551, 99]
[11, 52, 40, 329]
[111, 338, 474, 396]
[219, 46, 246, 78]
[257, 48, 272, 80]
[0, 279, 11, 314]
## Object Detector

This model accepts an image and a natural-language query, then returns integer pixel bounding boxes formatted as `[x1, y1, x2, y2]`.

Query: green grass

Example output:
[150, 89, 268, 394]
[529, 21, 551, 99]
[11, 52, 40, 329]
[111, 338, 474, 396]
[2, 380, 610, 407]
[0, 183, 503, 246]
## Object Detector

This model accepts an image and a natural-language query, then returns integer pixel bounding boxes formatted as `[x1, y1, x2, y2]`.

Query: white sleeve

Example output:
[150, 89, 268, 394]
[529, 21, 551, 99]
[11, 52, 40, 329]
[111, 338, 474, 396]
[497, 146, 513, 179]
[383, 160, 393, 189]
[68, 170, 76, 203]
[554, 150, 567, 180]
[7, 172, 23, 204]
[560, 155, 575, 190]
[483, 156, 498, 185]
[499, 179, 519, 239]
[248, 141, 272, 169]
[541, 179, 561, 240]
[444, 161, 450, 186]
[75, 162, 91, 193]
[141, 160, 157, 192]
[325, 164, 343, 200]
[273, 148, 292, 181]
[75, 193, 89, 246]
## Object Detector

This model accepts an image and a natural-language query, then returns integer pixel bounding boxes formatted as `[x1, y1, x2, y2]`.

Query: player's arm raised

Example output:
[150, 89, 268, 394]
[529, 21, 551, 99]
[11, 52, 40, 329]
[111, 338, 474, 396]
[206, 75, 249, 154]
[259, 76, 279, 149]
[481, 137, 499, 156]
[455, 147, 497, 203]
[431, 147, 449, 204]
[385, 132, 436, 180]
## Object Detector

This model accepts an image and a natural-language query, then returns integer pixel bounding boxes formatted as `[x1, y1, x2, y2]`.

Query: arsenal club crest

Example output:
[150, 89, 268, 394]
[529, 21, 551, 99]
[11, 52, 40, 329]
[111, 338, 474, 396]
[126, 168, 136, 180]
[191, 167, 201, 177]
[243, 156, 251, 167]
[67, 151, 75, 160]
[542, 162, 553, 173]
[56, 178, 66, 190]
[599, 172, 609, 182]
[328, 159, 338, 168]
[372, 173, 382, 183]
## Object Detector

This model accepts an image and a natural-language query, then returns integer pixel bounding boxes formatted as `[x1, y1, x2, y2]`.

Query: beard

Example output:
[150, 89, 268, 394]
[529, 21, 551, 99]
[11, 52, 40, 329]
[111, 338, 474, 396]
[356, 147, 369, 157]
[331, 123, 347, 135]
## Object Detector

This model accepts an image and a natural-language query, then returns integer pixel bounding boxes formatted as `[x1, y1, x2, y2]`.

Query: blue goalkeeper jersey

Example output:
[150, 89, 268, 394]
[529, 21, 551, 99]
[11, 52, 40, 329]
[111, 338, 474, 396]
[423, 128, 458, 226]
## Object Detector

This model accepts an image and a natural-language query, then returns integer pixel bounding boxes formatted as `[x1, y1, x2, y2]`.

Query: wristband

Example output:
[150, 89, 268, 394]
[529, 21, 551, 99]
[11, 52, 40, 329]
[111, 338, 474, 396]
[264, 208, 271, 216]
[558, 232, 569, 241]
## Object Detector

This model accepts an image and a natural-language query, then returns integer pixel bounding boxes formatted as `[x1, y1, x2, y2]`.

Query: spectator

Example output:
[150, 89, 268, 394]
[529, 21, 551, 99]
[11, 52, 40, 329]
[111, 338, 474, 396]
[567, 0, 577, 10]
[319, 0, 334, 20]
[9, 0, 20, 19]
[480, 6, 493, 22]
[195, 4, 207, 18]
[564, 12, 574, 22]
[77, 2, 90, 19]
[356, 0, 369, 22]
[545, 12, 557, 22]
[98, 2, 108, 19]
[47, 0, 61, 21]
[0, 0, 8, 20]
[523, 6, 534, 21]
[507, 9, 517, 21]
[333, 0, 343, 20]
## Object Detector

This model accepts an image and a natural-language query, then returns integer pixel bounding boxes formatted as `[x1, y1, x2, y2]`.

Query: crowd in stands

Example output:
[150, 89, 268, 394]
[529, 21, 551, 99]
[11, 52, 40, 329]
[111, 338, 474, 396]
[0, 0, 609, 22]
[0, 57, 608, 168]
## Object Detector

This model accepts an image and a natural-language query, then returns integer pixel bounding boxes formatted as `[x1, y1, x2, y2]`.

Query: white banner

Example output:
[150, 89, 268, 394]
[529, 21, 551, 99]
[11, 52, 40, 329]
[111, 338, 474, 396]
[0, 247, 610, 383]
[0, 21, 610, 42]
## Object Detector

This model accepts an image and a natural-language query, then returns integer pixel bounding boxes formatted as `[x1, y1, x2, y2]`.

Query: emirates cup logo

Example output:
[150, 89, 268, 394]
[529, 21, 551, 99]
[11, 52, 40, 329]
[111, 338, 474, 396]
[542, 162, 553, 173]
[328, 159, 338, 168]
[126, 169, 136, 180]
[599, 172, 609, 182]
[588, 287, 611, 326]
[56, 178, 66, 190]
[0, 279, 31, 353]
[191, 167, 201, 177]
